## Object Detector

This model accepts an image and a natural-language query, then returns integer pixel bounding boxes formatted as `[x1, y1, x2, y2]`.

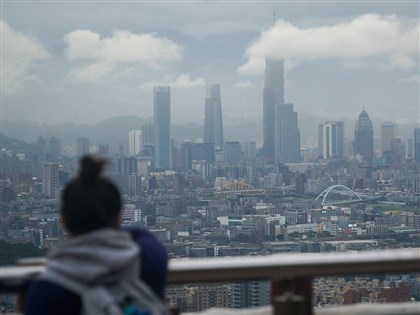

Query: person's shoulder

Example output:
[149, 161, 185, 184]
[126, 227, 167, 262]
[126, 226, 154, 238]
[24, 279, 81, 315]
[125, 227, 168, 299]
[126, 227, 164, 247]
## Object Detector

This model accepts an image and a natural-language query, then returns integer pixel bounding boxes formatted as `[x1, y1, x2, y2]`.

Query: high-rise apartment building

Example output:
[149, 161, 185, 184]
[318, 121, 344, 159]
[243, 141, 257, 160]
[204, 84, 224, 148]
[76, 137, 90, 157]
[407, 139, 413, 158]
[354, 109, 374, 163]
[381, 122, 397, 155]
[47, 137, 60, 162]
[141, 122, 155, 146]
[42, 163, 59, 198]
[224, 141, 242, 165]
[186, 143, 215, 170]
[263, 58, 284, 164]
[153, 86, 171, 170]
[414, 128, 420, 165]
[117, 156, 138, 175]
[275, 103, 301, 163]
[231, 280, 270, 309]
[128, 130, 142, 156]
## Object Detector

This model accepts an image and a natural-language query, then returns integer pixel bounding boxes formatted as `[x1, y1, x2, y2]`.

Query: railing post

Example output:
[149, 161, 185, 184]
[271, 277, 313, 315]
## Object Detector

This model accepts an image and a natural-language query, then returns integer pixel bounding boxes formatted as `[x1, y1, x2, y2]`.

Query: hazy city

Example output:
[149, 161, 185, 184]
[1, 1, 419, 314]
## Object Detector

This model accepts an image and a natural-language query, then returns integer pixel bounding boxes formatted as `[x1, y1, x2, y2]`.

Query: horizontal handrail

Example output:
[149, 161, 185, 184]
[166, 248, 420, 283]
[1, 248, 419, 291]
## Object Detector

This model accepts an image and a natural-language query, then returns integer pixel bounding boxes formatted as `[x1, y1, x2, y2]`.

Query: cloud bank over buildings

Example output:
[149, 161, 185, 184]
[1, 2, 419, 125]
[239, 14, 419, 74]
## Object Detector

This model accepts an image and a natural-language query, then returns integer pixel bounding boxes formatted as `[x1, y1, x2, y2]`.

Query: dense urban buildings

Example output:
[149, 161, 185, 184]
[153, 86, 171, 170]
[204, 84, 224, 149]
[354, 109, 374, 163]
[1, 61, 419, 315]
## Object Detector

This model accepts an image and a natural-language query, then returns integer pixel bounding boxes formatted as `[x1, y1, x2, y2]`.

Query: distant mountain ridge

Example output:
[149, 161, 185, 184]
[2, 115, 418, 148]
[0, 133, 32, 151]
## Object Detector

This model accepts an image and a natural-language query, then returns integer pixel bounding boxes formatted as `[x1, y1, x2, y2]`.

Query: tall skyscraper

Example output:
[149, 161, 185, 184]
[263, 58, 284, 164]
[128, 130, 142, 156]
[263, 58, 300, 163]
[318, 121, 344, 159]
[276, 103, 301, 163]
[381, 122, 397, 155]
[354, 109, 374, 163]
[414, 128, 420, 165]
[204, 84, 224, 148]
[153, 86, 171, 170]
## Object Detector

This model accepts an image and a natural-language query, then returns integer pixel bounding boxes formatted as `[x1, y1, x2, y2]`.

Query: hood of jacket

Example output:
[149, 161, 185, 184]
[41, 228, 140, 287]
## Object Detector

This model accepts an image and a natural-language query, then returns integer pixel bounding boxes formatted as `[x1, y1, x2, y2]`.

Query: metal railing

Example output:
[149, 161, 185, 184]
[166, 248, 420, 283]
[1, 248, 420, 314]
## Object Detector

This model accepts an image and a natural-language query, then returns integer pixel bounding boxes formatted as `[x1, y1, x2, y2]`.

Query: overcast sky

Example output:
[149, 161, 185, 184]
[2, 1, 419, 126]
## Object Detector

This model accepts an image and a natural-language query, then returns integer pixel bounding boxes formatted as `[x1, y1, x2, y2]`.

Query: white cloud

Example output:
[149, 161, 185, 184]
[66, 61, 116, 82]
[239, 14, 419, 74]
[139, 73, 205, 89]
[172, 73, 205, 88]
[64, 29, 183, 82]
[234, 80, 254, 88]
[1, 20, 49, 94]
[65, 30, 183, 63]
[398, 74, 419, 83]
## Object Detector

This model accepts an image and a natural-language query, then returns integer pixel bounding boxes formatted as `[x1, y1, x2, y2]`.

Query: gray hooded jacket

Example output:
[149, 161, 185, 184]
[39, 228, 169, 315]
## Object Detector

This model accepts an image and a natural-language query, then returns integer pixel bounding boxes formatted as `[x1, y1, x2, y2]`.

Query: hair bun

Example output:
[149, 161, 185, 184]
[79, 155, 105, 187]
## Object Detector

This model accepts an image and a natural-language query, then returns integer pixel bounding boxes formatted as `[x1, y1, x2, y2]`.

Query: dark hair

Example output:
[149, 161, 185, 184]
[61, 155, 122, 235]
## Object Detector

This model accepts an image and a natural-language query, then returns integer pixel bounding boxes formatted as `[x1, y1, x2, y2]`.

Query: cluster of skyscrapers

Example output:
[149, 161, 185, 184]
[150, 82, 226, 171]
[318, 108, 419, 165]
[148, 57, 302, 171]
[139, 57, 418, 171]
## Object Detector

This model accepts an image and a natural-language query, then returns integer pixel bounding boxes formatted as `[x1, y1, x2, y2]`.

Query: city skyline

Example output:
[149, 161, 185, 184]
[2, 2, 418, 126]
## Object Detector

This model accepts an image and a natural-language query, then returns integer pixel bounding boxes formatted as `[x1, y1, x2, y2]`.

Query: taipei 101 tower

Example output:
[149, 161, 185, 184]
[263, 58, 284, 164]
[263, 57, 300, 164]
